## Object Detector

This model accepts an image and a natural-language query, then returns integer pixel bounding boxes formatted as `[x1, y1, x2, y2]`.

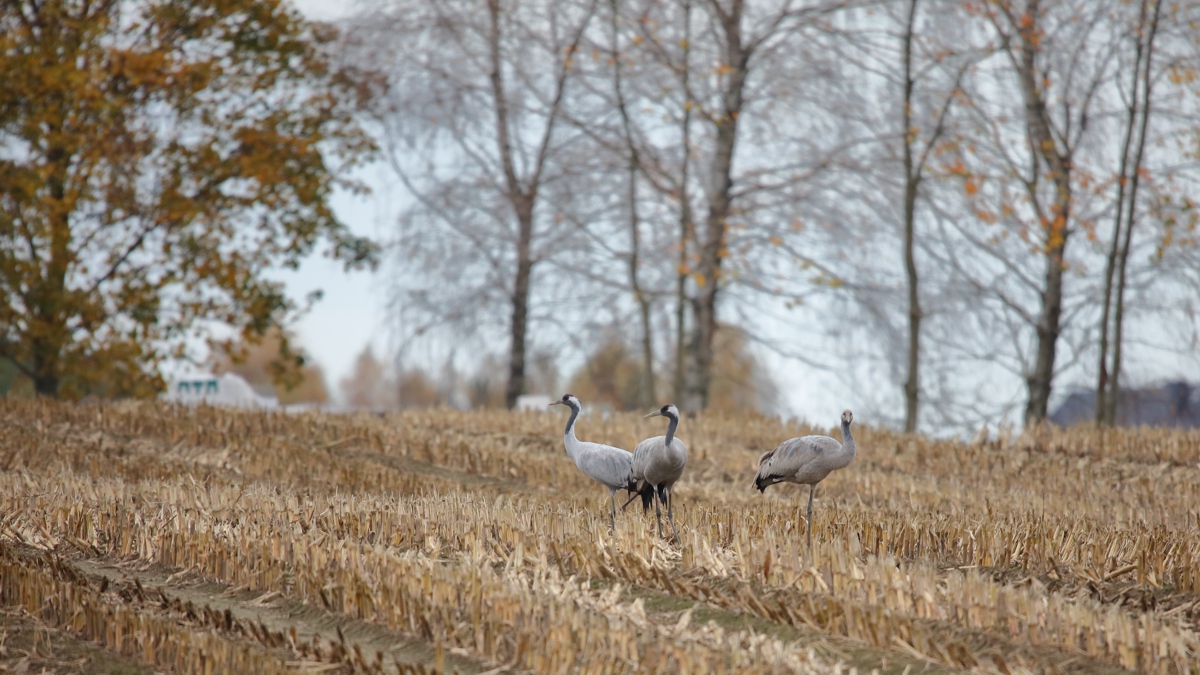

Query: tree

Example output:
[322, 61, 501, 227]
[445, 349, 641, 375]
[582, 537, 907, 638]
[566, 324, 776, 412]
[620, 0, 848, 412]
[349, 0, 598, 410]
[214, 329, 329, 405]
[340, 345, 398, 409]
[565, 335, 645, 411]
[897, 0, 970, 432]
[0, 0, 377, 399]
[1096, 0, 1162, 426]
[607, 0, 657, 408]
[974, 0, 1111, 425]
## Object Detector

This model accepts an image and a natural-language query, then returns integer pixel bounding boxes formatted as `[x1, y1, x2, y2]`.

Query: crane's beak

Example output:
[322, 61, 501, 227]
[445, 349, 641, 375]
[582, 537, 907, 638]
[643, 410, 662, 418]
[548, 400, 563, 407]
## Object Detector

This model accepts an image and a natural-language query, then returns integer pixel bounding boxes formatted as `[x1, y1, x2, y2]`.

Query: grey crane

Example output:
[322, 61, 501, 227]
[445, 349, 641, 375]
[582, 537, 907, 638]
[549, 394, 636, 532]
[754, 409, 856, 550]
[622, 403, 688, 542]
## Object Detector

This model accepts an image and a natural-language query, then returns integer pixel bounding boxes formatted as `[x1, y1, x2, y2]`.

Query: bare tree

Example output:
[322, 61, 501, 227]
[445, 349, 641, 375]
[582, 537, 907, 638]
[984, 0, 1111, 424]
[898, 0, 971, 432]
[346, 0, 598, 409]
[682, 0, 853, 411]
[1096, 0, 1163, 425]
[608, 0, 657, 407]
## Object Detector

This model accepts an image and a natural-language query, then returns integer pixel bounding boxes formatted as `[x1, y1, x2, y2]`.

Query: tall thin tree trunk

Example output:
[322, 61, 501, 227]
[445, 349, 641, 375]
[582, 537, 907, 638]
[487, 0, 532, 409]
[33, 139, 71, 397]
[1097, 0, 1151, 426]
[685, 0, 747, 412]
[1013, 1, 1073, 426]
[486, 0, 593, 408]
[506, 205, 534, 408]
[1107, 0, 1161, 424]
[609, 0, 656, 407]
[673, 0, 693, 406]
[901, 0, 922, 433]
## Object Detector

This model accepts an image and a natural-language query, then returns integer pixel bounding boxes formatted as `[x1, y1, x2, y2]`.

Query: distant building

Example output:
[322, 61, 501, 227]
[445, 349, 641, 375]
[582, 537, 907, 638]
[1050, 380, 1200, 428]
[160, 373, 277, 409]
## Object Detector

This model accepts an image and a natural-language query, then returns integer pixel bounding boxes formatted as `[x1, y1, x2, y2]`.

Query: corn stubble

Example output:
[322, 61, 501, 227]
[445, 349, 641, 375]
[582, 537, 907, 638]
[1, 400, 1198, 674]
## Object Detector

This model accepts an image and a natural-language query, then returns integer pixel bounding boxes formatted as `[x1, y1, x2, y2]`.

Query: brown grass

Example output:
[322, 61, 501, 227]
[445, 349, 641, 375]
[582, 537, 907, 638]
[1, 399, 1197, 673]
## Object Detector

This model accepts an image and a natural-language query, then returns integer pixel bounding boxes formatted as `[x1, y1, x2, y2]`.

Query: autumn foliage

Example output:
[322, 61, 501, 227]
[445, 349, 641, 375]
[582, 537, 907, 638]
[213, 328, 329, 405]
[0, 0, 377, 399]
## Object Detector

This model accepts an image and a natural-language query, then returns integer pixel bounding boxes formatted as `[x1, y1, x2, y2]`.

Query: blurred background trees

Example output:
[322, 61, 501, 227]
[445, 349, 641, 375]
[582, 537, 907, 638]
[4, 0, 1199, 432]
[341, 0, 1200, 430]
[214, 329, 329, 406]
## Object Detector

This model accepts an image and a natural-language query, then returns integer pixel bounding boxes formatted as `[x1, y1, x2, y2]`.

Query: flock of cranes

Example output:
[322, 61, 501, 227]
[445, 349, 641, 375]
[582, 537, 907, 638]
[548, 394, 857, 547]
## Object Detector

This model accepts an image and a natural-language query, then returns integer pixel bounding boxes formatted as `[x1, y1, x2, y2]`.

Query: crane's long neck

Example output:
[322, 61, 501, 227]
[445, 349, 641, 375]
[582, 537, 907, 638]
[563, 405, 582, 460]
[664, 414, 679, 447]
[840, 421, 856, 464]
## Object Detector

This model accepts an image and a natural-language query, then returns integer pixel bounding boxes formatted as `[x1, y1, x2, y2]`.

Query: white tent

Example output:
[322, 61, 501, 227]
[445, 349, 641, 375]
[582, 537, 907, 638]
[160, 372, 276, 409]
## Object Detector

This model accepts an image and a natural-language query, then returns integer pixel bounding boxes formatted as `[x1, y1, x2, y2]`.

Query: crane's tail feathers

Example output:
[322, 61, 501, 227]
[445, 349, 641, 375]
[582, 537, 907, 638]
[754, 475, 775, 493]
[633, 483, 655, 513]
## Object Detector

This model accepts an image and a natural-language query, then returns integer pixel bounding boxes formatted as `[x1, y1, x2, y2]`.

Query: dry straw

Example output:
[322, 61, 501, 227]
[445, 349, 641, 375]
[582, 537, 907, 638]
[1, 398, 1197, 673]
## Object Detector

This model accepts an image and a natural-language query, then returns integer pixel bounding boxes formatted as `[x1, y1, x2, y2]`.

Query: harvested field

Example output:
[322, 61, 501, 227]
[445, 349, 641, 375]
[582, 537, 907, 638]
[1, 399, 1198, 674]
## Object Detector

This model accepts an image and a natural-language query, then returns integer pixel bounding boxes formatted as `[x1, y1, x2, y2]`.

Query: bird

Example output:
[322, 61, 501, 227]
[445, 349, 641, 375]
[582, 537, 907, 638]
[754, 409, 856, 551]
[622, 403, 688, 542]
[548, 394, 636, 532]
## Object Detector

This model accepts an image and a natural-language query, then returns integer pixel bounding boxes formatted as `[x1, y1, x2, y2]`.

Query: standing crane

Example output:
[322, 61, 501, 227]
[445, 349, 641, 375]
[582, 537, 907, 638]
[549, 394, 636, 532]
[623, 404, 688, 542]
[754, 409, 856, 550]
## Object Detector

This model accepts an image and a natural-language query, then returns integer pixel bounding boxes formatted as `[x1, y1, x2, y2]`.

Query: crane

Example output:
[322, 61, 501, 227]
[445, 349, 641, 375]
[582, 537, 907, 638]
[549, 394, 636, 532]
[754, 409, 857, 551]
[622, 403, 688, 542]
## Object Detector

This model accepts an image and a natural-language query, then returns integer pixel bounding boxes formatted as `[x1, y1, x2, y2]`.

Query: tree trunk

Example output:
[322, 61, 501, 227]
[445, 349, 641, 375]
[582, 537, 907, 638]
[672, 0, 694, 406]
[486, 0, 586, 409]
[684, 0, 746, 412]
[32, 140, 72, 398]
[1097, 0, 1154, 426]
[1013, 1, 1072, 426]
[1025, 249, 1067, 425]
[1106, 0, 1161, 425]
[901, 0, 922, 433]
[505, 203, 534, 409]
[610, 0, 656, 407]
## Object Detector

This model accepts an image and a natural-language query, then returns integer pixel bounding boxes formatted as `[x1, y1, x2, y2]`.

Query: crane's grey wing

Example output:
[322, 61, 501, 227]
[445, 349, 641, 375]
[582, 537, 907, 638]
[755, 435, 840, 487]
[630, 436, 662, 481]
[576, 443, 635, 491]
[670, 438, 688, 463]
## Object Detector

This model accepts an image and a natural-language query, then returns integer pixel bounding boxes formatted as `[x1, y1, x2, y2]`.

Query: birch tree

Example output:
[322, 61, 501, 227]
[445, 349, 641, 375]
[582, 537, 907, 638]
[347, 0, 598, 408]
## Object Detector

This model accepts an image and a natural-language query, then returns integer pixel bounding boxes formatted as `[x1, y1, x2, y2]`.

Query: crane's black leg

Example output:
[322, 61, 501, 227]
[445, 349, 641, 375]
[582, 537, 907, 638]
[653, 485, 664, 538]
[608, 489, 617, 534]
[620, 491, 639, 510]
[806, 484, 815, 551]
[662, 485, 679, 544]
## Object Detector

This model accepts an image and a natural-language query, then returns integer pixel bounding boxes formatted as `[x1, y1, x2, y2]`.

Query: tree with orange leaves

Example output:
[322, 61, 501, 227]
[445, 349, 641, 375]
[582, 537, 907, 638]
[0, 0, 377, 399]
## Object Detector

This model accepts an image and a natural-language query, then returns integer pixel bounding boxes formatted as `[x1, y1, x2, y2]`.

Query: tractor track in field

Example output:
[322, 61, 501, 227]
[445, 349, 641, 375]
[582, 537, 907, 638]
[69, 557, 495, 675]
[0, 605, 152, 675]
[2, 543, 498, 675]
